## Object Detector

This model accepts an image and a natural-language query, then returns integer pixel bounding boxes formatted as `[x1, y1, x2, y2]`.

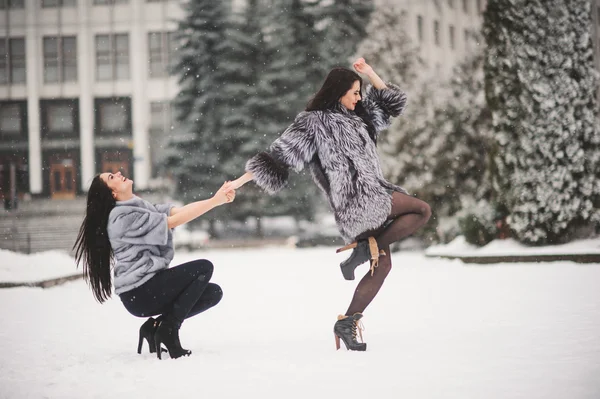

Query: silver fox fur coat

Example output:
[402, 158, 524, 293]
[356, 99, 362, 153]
[246, 83, 408, 243]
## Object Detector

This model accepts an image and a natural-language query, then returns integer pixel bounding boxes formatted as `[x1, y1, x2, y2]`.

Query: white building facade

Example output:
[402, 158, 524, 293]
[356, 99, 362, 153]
[0, 0, 182, 201]
[377, 0, 487, 81]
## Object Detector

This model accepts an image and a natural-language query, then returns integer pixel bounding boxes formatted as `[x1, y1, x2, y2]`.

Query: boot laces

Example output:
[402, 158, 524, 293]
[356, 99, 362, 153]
[352, 318, 365, 343]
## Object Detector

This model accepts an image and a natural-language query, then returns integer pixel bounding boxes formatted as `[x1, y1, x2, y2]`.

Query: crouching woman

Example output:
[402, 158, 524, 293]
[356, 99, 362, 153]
[74, 171, 235, 359]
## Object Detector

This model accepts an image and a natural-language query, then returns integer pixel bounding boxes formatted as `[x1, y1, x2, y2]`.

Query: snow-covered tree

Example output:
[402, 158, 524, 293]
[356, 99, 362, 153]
[168, 0, 232, 205]
[484, 0, 600, 245]
[220, 0, 313, 232]
[318, 0, 374, 70]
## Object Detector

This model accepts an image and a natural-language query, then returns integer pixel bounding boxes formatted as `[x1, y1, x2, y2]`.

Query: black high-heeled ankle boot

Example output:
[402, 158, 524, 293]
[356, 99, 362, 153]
[154, 319, 191, 360]
[338, 237, 384, 280]
[333, 313, 366, 351]
[137, 317, 160, 354]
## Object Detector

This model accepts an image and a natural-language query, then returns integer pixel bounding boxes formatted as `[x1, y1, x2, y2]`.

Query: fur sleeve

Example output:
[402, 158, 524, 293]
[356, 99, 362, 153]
[246, 112, 316, 194]
[362, 82, 408, 133]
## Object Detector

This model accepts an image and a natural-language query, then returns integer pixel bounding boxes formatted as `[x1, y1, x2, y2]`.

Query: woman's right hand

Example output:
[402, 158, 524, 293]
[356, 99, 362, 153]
[213, 182, 236, 205]
[222, 172, 254, 192]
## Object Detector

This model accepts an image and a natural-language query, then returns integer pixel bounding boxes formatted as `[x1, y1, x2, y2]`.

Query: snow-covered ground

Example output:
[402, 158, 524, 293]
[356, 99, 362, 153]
[1, 247, 600, 399]
[0, 249, 79, 282]
[426, 236, 600, 257]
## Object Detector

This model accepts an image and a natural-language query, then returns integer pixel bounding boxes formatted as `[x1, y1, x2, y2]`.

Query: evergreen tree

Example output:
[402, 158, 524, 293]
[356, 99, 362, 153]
[254, 0, 327, 222]
[318, 0, 374, 69]
[168, 0, 232, 210]
[484, 0, 600, 244]
[220, 0, 298, 233]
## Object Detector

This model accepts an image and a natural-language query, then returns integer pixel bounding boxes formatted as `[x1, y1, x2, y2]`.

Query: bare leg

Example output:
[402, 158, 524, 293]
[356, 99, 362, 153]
[345, 192, 431, 315]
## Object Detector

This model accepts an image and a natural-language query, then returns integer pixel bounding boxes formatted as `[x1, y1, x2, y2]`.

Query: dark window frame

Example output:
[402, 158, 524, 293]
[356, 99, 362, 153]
[148, 31, 177, 78]
[1, 37, 27, 85]
[0, 0, 25, 9]
[94, 97, 132, 136]
[417, 15, 424, 42]
[41, 0, 76, 7]
[43, 35, 78, 83]
[0, 101, 28, 142]
[40, 99, 80, 139]
[95, 33, 129, 81]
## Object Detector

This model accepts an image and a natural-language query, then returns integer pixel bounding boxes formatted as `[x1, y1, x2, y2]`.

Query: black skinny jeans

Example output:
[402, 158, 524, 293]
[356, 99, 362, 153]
[119, 259, 222, 328]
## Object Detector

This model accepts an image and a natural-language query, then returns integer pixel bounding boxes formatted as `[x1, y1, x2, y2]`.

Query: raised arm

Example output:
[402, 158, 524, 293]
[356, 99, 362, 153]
[353, 57, 408, 135]
[354, 57, 387, 90]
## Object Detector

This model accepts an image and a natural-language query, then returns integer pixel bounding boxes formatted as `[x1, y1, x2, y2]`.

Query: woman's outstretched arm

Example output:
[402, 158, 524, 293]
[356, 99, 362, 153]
[167, 183, 235, 229]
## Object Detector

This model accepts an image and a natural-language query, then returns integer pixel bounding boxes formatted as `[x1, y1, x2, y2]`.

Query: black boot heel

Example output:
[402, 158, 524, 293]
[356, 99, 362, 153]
[333, 313, 367, 351]
[338, 237, 382, 280]
[138, 317, 158, 354]
[154, 319, 191, 360]
[137, 317, 167, 355]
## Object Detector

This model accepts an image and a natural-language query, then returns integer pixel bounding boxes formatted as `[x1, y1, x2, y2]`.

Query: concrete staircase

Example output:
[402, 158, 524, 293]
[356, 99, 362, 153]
[0, 193, 168, 254]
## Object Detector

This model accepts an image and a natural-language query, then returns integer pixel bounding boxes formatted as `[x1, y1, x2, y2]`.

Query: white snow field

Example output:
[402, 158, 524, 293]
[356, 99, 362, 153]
[1, 247, 599, 399]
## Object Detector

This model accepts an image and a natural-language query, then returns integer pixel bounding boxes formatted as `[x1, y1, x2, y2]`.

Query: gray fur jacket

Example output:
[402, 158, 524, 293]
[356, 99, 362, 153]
[246, 83, 408, 243]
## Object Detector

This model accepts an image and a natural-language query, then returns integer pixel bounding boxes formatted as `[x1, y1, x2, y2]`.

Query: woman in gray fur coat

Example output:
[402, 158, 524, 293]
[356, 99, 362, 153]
[74, 171, 235, 359]
[225, 58, 431, 351]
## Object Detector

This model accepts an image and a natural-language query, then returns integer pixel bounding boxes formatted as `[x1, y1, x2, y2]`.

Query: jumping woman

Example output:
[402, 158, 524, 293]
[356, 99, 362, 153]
[74, 171, 235, 359]
[224, 58, 431, 351]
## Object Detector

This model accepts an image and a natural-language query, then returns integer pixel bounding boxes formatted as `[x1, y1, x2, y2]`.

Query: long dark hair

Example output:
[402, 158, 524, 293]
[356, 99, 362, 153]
[306, 67, 376, 140]
[73, 175, 116, 303]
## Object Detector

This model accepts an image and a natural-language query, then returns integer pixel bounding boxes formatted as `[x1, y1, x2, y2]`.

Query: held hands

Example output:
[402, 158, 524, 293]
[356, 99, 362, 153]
[353, 57, 374, 76]
[213, 181, 236, 206]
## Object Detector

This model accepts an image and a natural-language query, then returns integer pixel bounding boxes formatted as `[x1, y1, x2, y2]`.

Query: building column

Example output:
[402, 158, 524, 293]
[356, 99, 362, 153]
[130, 0, 150, 189]
[78, 0, 94, 190]
[26, 0, 41, 194]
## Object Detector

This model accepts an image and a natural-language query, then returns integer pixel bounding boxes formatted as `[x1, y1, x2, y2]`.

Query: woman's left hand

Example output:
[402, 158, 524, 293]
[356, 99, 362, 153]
[225, 190, 236, 203]
[353, 57, 374, 75]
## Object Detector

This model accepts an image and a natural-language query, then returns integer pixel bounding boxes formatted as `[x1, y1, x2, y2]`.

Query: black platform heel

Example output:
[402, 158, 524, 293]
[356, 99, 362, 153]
[154, 319, 191, 360]
[333, 313, 367, 351]
[337, 237, 385, 280]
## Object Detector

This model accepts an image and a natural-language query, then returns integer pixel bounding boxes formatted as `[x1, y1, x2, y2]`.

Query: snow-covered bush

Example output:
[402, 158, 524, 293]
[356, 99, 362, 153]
[484, 0, 600, 245]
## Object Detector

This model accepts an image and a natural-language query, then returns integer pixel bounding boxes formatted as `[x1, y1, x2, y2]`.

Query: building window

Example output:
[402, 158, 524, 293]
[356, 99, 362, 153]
[43, 36, 77, 83]
[417, 16, 424, 42]
[448, 0, 454, 8]
[464, 29, 470, 50]
[41, 0, 76, 7]
[0, 38, 26, 85]
[0, 102, 27, 141]
[95, 98, 132, 135]
[0, 0, 25, 9]
[93, 0, 128, 5]
[449, 25, 455, 50]
[0, 41, 6, 85]
[148, 32, 177, 78]
[149, 101, 173, 176]
[462, 0, 468, 13]
[434, 20, 440, 46]
[476, 0, 482, 14]
[95, 34, 129, 81]
[41, 100, 79, 138]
